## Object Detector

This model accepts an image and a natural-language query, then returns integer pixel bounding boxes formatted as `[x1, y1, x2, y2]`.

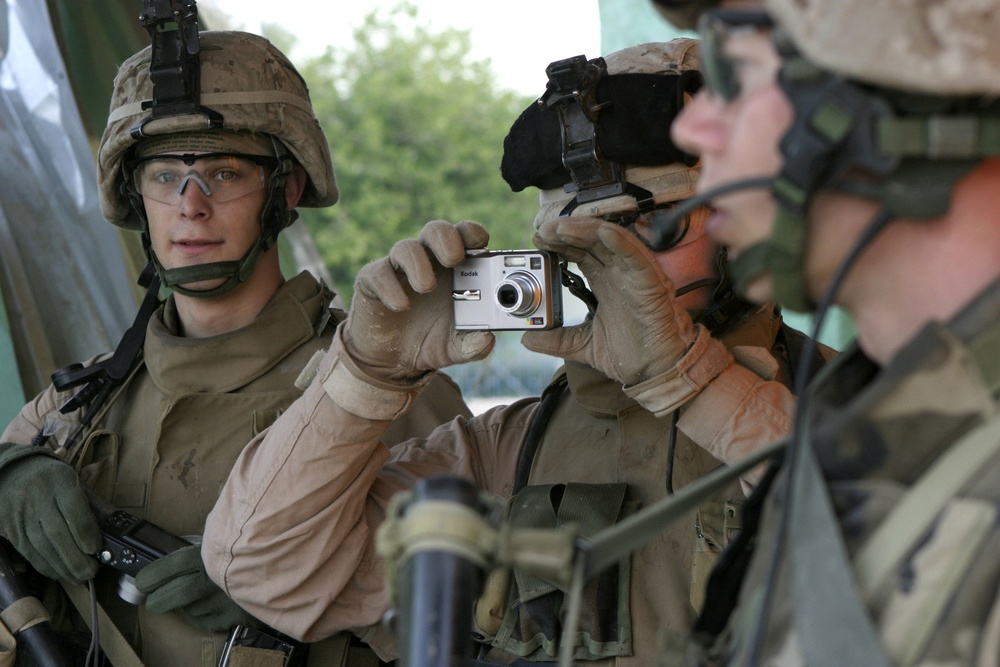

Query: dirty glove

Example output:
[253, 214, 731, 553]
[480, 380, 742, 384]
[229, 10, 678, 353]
[0, 443, 101, 583]
[522, 218, 697, 385]
[344, 219, 495, 383]
[135, 544, 261, 632]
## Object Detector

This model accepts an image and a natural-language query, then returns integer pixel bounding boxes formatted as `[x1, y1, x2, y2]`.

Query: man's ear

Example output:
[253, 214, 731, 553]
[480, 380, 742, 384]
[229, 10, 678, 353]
[284, 164, 308, 209]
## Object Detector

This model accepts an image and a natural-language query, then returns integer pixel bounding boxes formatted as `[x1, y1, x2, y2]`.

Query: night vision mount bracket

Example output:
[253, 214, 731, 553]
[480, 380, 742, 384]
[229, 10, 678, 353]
[539, 54, 654, 216]
[130, 0, 223, 139]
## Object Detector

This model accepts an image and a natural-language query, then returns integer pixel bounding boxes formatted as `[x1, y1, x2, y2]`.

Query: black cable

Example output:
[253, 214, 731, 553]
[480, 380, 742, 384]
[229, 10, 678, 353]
[86, 580, 99, 667]
[742, 208, 892, 666]
[665, 410, 679, 495]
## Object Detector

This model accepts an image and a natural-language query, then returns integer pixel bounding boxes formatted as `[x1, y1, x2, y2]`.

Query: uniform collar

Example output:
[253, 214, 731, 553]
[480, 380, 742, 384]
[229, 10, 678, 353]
[144, 271, 331, 394]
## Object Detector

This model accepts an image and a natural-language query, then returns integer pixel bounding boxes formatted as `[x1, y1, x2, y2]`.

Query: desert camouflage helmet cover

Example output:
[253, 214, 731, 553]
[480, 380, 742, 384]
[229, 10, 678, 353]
[650, 0, 719, 30]
[766, 0, 1000, 96]
[98, 30, 338, 230]
[534, 39, 700, 228]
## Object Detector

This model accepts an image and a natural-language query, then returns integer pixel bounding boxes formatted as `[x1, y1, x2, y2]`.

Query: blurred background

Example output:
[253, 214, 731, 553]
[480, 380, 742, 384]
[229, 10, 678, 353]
[0, 0, 852, 421]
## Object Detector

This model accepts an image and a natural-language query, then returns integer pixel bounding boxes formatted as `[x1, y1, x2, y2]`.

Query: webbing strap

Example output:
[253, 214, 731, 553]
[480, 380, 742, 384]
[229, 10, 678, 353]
[879, 116, 1000, 159]
[855, 408, 1000, 602]
[0, 596, 49, 633]
[305, 633, 351, 667]
[107, 91, 317, 123]
[583, 439, 783, 578]
[788, 429, 890, 667]
[62, 581, 145, 667]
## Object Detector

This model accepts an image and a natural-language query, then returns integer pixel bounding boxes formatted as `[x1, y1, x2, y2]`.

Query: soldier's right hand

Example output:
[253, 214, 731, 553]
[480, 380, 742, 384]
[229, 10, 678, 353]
[344, 220, 495, 383]
[0, 443, 101, 582]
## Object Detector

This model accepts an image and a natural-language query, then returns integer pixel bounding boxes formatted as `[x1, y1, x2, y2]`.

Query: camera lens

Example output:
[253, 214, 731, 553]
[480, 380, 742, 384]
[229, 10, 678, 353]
[117, 574, 147, 605]
[494, 271, 542, 317]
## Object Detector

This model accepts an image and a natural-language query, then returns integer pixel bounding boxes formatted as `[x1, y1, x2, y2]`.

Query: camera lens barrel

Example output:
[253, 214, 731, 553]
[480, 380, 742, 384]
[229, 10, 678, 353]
[494, 271, 542, 317]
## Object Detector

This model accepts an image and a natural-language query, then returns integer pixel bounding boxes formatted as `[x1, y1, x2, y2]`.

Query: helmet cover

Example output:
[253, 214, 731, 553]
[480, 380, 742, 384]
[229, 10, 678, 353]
[98, 30, 337, 230]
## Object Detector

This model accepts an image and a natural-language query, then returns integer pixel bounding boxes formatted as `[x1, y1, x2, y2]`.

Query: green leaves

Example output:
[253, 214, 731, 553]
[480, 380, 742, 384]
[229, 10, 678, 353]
[293, 3, 540, 304]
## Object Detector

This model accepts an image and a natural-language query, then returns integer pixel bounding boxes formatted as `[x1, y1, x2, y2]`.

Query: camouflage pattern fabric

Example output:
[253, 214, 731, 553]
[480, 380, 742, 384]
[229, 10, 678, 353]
[690, 276, 1000, 666]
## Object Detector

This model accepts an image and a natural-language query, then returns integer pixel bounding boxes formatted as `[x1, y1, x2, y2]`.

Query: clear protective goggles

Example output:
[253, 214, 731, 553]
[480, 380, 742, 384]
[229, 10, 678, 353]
[602, 202, 691, 252]
[698, 9, 775, 101]
[130, 153, 276, 205]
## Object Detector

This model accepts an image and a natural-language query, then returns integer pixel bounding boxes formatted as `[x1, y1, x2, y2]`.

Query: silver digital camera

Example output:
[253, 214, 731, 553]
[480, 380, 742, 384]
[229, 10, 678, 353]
[452, 250, 563, 331]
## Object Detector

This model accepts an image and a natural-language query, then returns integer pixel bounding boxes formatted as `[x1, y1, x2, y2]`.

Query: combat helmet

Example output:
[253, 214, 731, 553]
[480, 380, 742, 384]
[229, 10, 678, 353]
[501, 39, 748, 332]
[650, 0, 720, 30]
[98, 29, 338, 297]
[698, 1, 1000, 311]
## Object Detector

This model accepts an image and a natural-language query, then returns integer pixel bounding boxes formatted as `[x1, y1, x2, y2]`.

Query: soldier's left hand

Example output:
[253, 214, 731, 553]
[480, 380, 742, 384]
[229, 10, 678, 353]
[522, 217, 696, 385]
[135, 544, 262, 632]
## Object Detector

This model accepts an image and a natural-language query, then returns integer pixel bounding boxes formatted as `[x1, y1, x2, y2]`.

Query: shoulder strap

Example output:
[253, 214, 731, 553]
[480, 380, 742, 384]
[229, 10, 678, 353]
[513, 373, 568, 494]
[855, 409, 1000, 598]
[777, 320, 828, 384]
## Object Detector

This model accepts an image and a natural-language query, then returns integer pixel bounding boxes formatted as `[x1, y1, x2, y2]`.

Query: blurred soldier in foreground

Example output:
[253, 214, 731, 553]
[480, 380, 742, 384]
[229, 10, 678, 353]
[650, 0, 1000, 664]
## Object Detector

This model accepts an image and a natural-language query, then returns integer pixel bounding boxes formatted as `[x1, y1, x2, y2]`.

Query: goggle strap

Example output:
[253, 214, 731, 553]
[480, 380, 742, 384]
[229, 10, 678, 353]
[878, 115, 1000, 160]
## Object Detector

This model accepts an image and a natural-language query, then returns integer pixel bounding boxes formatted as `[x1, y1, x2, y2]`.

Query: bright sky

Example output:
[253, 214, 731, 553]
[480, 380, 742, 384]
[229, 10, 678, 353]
[198, 0, 602, 96]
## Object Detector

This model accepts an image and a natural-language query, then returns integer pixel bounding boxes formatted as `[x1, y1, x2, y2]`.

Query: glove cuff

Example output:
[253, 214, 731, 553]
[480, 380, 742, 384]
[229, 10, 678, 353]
[322, 327, 434, 421]
[624, 324, 733, 416]
[0, 442, 59, 479]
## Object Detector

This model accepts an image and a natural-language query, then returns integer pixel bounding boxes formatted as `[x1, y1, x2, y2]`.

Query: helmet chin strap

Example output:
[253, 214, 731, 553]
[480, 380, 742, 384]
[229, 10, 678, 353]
[143, 232, 267, 298]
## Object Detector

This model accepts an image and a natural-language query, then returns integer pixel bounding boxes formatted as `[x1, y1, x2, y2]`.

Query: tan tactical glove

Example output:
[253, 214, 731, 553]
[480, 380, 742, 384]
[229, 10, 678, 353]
[343, 219, 495, 383]
[522, 217, 697, 385]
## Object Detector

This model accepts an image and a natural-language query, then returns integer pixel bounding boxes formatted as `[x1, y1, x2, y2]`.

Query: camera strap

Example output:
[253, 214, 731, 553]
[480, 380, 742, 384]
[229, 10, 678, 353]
[61, 580, 145, 667]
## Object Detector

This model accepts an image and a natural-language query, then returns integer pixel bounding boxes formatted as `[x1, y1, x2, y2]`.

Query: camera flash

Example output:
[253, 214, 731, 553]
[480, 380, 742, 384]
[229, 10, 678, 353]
[503, 256, 527, 268]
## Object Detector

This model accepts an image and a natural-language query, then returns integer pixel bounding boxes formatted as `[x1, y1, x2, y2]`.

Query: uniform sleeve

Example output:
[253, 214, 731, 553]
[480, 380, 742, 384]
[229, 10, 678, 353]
[623, 332, 793, 490]
[2, 353, 108, 448]
[382, 372, 472, 446]
[2, 390, 51, 445]
[675, 345, 793, 466]
[202, 333, 530, 647]
[2, 383, 81, 450]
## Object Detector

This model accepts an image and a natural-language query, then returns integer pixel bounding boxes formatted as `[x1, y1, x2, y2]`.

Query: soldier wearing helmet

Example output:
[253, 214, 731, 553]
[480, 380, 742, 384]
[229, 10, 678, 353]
[654, 1, 1000, 665]
[0, 29, 469, 667]
[199, 40, 830, 665]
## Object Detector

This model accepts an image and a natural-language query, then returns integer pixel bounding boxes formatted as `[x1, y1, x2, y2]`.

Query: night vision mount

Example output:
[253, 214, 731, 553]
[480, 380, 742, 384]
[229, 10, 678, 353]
[130, 0, 222, 139]
[539, 55, 655, 217]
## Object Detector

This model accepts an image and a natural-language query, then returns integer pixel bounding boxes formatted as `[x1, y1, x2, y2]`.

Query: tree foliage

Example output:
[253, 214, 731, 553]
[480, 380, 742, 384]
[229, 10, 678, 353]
[292, 4, 540, 304]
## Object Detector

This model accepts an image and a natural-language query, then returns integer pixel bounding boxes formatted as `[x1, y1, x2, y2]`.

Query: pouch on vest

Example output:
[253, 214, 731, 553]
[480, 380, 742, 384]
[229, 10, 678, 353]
[483, 482, 634, 661]
[74, 430, 121, 503]
[75, 429, 147, 509]
[691, 498, 743, 614]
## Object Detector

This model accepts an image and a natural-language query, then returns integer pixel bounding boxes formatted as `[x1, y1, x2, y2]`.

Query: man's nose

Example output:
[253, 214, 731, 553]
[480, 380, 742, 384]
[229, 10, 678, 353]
[176, 170, 213, 198]
[177, 171, 212, 217]
[671, 89, 723, 156]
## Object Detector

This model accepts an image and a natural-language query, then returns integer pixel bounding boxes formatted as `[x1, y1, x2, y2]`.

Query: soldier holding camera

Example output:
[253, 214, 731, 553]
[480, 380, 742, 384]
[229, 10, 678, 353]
[0, 20, 467, 667]
[202, 40, 831, 665]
